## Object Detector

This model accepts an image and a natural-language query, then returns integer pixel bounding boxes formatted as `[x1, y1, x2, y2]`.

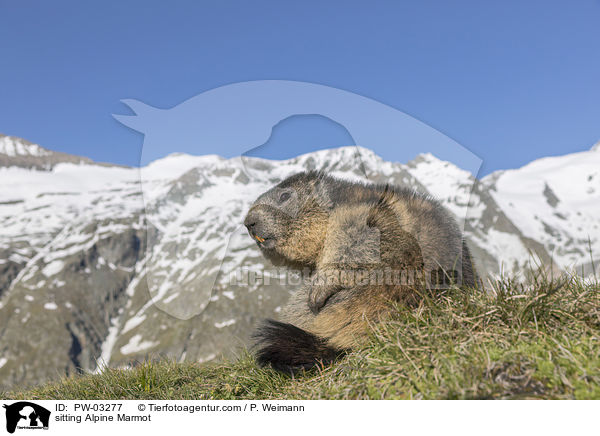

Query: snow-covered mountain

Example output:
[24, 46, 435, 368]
[0, 134, 94, 170]
[0, 133, 598, 390]
[481, 147, 600, 275]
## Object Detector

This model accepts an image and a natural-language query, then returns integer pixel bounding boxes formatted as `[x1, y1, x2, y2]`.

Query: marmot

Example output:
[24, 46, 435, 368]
[244, 171, 477, 373]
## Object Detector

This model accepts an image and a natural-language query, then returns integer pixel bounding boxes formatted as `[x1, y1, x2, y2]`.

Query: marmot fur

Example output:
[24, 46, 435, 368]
[244, 171, 477, 373]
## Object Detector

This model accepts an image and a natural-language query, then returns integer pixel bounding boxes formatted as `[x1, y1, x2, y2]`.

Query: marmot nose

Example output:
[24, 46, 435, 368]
[244, 212, 257, 232]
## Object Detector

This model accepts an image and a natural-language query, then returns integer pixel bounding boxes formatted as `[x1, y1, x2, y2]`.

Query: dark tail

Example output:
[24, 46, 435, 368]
[252, 319, 343, 374]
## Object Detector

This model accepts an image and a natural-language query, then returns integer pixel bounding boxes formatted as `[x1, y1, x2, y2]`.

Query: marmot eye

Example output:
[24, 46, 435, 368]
[279, 192, 291, 203]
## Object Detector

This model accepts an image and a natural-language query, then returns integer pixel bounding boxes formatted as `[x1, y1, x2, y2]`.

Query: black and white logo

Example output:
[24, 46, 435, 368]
[2, 402, 50, 434]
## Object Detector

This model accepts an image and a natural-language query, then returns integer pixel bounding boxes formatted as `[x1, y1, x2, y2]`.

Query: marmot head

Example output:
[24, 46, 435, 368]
[244, 171, 333, 267]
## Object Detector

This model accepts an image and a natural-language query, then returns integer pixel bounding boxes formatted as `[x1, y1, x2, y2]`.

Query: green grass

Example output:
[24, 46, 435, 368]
[4, 273, 599, 400]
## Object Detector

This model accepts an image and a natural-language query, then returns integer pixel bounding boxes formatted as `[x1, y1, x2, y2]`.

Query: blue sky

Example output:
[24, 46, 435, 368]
[1, 1, 599, 176]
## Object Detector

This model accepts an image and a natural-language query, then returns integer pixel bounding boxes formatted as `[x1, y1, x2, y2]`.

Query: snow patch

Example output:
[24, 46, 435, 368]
[222, 291, 235, 300]
[121, 314, 146, 334]
[214, 319, 236, 329]
[42, 260, 64, 277]
[198, 353, 217, 363]
[0, 136, 51, 157]
[97, 314, 122, 369]
[120, 334, 159, 355]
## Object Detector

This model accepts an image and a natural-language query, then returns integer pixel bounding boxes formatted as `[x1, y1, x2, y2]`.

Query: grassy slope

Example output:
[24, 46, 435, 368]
[5, 275, 600, 400]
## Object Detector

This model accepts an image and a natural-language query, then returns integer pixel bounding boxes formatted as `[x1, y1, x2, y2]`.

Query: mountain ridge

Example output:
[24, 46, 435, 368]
[0, 134, 598, 390]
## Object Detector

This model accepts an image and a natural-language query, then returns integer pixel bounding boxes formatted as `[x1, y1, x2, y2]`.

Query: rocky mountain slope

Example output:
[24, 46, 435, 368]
[0, 133, 598, 390]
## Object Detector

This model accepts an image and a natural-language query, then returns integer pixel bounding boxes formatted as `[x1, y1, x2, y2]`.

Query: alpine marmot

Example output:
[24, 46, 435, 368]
[244, 171, 477, 373]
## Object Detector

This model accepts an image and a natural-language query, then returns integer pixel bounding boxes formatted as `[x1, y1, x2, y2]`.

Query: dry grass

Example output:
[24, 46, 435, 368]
[5, 273, 599, 400]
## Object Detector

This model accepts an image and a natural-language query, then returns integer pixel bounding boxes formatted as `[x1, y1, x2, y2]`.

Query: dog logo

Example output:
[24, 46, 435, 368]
[2, 402, 50, 433]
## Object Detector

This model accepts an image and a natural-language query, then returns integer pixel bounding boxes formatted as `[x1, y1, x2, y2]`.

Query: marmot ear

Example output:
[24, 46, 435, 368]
[312, 178, 333, 210]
